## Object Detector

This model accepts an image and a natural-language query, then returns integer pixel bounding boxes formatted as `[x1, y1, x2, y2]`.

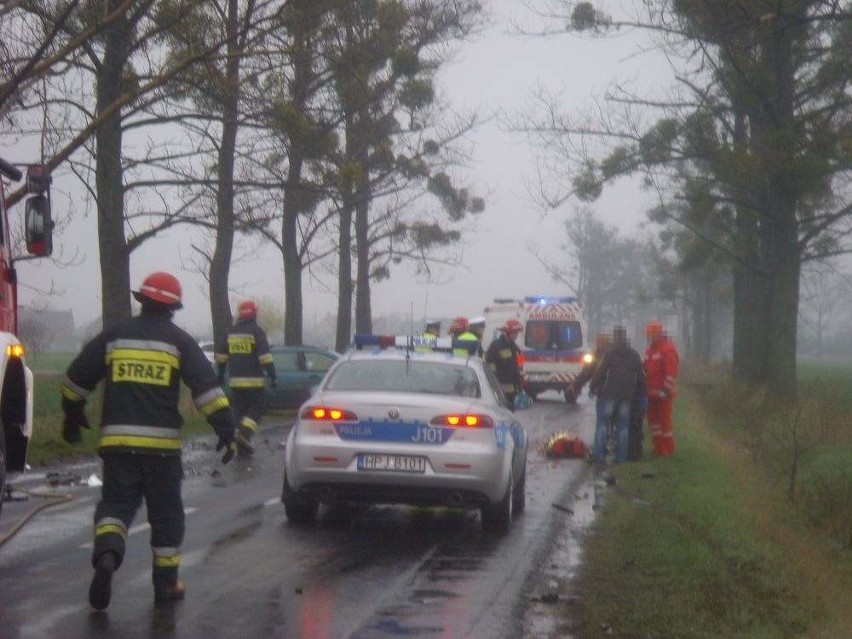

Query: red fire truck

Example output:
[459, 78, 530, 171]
[0, 157, 54, 518]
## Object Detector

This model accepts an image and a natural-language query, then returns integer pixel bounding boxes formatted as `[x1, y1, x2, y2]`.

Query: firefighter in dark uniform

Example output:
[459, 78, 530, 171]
[215, 300, 277, 454]
[60, 271, 237, 611]
[485, 319, 524, 409]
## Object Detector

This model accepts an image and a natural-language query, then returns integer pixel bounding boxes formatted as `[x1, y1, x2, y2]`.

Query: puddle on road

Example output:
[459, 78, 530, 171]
[523, 475, 602, 639]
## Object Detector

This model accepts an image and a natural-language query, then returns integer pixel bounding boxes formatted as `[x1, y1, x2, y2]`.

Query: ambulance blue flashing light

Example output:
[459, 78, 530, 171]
[524, 295, 578, 305]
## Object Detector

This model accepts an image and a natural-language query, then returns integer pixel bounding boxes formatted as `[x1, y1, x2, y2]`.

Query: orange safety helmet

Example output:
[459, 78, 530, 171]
[448, 316, 469, 334]
[501, 318, 523, 334]
[237, 300, 258, 320]
[645, 320, 664, 340]
[133, 271, 183, 309]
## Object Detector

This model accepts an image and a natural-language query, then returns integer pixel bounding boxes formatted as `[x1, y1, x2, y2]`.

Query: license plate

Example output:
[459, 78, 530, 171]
[525, 372, 550, 381]
[357, 453, 426, 473]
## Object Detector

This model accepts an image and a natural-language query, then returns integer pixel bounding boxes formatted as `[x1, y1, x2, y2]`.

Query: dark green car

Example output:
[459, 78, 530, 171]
[267, 345, 339, 410]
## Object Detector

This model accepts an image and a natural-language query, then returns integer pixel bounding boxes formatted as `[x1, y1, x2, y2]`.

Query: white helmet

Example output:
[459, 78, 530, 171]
[469, 316, 486, 327]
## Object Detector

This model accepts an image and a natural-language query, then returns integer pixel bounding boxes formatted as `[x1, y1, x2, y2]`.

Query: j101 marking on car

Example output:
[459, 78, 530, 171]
[333, 420, 455, 444]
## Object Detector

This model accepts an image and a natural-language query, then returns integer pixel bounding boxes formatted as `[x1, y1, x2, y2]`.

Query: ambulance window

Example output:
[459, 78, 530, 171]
[524, 320, 583, 350]
[558, 322, 583, 349]
[526, 322, 551, 349]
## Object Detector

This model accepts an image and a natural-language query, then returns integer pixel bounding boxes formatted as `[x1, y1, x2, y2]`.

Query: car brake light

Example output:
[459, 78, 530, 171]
[300, 406, 358, 421]
[430, 414, 494, 428]
[517, 353, 524, 369]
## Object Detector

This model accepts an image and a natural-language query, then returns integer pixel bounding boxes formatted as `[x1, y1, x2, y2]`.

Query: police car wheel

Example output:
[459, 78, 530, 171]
[481, 470, 513, 535]
[281, 470, 318, 525]
[512, 463, 526, 514]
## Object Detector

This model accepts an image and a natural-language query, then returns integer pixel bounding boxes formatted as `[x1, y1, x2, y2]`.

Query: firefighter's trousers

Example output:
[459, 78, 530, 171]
[232, 388, 267, 441]
[92, 453, 184, 592]
[646, 397, 675, 455]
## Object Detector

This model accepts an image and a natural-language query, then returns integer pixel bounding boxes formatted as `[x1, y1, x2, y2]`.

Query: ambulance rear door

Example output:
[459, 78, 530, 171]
[521, 297, 587, 395]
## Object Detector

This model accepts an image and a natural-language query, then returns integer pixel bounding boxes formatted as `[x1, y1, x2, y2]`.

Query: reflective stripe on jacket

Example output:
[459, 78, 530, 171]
[62, 311, 233, 456]
[216, 319, 276, 388]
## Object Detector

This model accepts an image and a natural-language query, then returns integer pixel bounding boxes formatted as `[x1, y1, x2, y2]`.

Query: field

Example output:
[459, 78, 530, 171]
[574, 360, 852, 638]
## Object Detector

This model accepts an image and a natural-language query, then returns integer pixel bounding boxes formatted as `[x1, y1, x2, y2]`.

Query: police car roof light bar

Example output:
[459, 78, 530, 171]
[353, 333, 478, 355]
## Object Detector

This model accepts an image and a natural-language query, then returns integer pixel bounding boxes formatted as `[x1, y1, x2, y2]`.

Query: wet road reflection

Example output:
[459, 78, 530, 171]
[0, 394, 599, 638]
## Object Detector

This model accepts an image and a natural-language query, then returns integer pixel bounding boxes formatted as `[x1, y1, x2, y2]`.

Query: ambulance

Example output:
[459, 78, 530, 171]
[483, 296, 591, 403]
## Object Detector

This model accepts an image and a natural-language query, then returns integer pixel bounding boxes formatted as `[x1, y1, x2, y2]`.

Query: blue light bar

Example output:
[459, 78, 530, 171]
[353, 334, 381, 347]
[351, 334, 480, 355]
[524, 295, 578, 305]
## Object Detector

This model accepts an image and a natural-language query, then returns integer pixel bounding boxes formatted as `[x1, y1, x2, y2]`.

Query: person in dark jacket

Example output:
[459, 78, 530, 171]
[215, 300, 277, 454]
[485, 319, 524, 409]
[60, 271, 237, 611]
[589, 325, 646, 464]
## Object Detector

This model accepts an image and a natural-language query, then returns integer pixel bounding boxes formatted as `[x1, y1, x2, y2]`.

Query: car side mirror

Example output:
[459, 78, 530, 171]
[25, 194, 53, 257]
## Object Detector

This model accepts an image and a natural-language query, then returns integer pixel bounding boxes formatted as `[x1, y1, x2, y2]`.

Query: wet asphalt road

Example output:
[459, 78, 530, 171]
[0, 392, 598, 639]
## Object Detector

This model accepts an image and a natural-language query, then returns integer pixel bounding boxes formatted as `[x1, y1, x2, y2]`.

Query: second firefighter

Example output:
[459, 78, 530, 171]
[216, 300, 277, 454]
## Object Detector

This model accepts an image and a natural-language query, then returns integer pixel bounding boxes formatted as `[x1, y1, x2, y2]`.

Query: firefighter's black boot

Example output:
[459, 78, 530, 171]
[89, 551, 117, 611]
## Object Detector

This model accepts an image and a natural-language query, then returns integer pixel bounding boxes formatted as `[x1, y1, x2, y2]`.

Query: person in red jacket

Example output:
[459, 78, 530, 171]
[644, 321, 679, 456]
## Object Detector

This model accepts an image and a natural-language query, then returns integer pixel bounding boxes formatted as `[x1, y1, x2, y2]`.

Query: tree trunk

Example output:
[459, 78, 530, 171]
[354, 171, 372, 334]
[283, 155, 304, 346]
[282, 10, 314, 347]
[759, 11, 802, 401]
[731, 235, 770, 385]
[96, 3, 131, 330]
[210, 0, 242, 349]
[729, 102, 769, 385]
[336, 201, 353, 352]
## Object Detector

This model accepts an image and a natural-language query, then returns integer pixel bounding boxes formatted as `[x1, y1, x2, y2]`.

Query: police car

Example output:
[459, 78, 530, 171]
[281, 334, 529, 534]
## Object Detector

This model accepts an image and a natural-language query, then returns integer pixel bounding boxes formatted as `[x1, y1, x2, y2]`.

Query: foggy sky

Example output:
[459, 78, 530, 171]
[14, 0, 668, 338]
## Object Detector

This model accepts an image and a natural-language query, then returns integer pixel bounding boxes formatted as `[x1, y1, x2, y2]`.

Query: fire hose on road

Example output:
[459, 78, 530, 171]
[1, 485, 74, 547]
[0, 470, 93, 547]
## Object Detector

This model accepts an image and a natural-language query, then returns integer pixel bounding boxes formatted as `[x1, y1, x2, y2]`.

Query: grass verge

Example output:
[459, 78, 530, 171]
[574, 390, 852, 639]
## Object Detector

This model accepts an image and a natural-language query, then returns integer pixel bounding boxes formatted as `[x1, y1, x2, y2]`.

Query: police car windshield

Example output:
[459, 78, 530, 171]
[524, 320, 583, 350]
[325, 360, 481, 397]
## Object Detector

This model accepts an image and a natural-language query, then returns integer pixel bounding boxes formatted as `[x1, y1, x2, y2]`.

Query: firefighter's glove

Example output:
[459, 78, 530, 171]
[216, 431, 237, 464]
[62, 397, 90, 429]
[62, 417, 83, 444]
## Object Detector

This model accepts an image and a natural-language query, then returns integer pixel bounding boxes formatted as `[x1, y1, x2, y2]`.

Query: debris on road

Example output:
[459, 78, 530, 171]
[539, 431, 588, 459]
[551, 503, 574, 514]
